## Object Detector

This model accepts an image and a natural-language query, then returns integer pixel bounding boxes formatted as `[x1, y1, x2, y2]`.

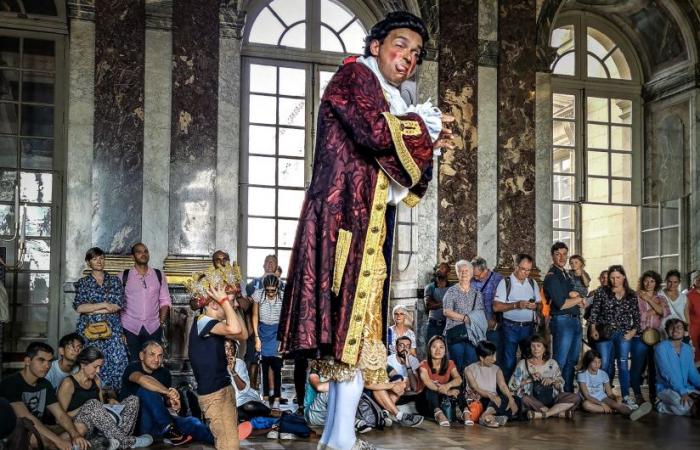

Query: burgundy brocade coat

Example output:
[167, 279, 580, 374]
[278, 61, 435, 364]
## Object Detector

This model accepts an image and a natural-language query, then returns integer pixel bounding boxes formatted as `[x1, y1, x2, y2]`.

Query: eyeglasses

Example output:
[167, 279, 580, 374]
[517, 266, 532, 272]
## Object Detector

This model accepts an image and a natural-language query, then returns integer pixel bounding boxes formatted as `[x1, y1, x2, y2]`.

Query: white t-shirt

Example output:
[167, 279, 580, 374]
[387, 353, 420, 379]
[45, 360, 78, 390]
[660, 290, 688, 324]
[577, 369, 609, 401]
[494, 275, 541, 323]
[231, 358, 262, 406]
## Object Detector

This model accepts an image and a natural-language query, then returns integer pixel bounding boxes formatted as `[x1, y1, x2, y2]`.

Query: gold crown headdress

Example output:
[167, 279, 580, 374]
[184, 262, 242, 309]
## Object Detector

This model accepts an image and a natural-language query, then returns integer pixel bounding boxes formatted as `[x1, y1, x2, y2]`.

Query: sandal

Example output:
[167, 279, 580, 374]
[434, 410, 450, 427]
[527, 410, 545, 420]
[557, 409, 575, 420]
[479, 415, 500, 428]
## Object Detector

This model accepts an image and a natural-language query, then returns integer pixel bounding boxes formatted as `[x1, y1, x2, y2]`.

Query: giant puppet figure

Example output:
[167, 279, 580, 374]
[278, 12, 453, 450]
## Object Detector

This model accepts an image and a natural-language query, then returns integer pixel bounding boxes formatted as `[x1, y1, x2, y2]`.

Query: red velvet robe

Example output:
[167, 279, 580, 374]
[278, 60, 434, 372]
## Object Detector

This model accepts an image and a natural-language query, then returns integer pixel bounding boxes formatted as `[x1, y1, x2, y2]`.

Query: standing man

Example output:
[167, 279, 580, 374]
[544, 242, 586, 392]
[278, 11, 453, 450]
[493, 254, 540, 381]
[424, 263, 452, 345]
[470, 257, 504, 351]
[121, 243, 171, 361]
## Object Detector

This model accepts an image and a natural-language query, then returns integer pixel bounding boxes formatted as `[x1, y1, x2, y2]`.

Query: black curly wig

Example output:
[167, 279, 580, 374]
[363, 11, 429, 64]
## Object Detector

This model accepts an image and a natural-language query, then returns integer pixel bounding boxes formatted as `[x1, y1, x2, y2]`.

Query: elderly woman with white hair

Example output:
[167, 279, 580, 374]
[442, 260, 488, 373]
[388, 304, 417, 356]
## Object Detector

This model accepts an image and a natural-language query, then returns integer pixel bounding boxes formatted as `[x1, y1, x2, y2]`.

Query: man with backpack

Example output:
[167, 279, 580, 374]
[121, 243, 171, 361]
[493, 254, 541, 381]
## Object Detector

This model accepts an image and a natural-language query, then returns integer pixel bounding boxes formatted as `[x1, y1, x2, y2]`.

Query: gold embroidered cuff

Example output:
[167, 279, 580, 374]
[381, 112, 421, 187]
[402, 192, 421, 208]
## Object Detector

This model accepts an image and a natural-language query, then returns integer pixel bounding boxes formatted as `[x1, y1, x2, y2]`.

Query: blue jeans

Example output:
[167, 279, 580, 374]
[629, 336, 656, 401]
[595, 331, 632, 397]
[426, 320, 445, 344]
[136, 388, 214, 444]
[550, 315, 582, 393]
[448, 340, 477, 374]
[501, 320, 535, 382]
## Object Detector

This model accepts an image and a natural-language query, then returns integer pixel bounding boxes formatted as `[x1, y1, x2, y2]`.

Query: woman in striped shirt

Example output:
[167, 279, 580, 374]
[252, 274, 284, 412]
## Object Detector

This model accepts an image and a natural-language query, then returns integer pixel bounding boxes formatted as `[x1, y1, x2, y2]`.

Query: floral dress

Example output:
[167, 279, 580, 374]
[73, 272, 128, 391]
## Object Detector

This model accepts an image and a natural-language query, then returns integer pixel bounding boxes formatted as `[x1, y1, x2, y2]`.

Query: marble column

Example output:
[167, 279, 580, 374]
[497, 0, 537, 267]
[535, 72, 553, 269]
[168, 0, 219, 256]
[92, 0, 146, 253]
[437, 0, 479, 264]
[690, 90, 700, 270]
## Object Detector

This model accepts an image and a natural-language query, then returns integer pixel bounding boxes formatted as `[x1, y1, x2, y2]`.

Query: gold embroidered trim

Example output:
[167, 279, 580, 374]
[332, 229, 352, 295]
[402, 192, 421, 208]
[381, 112, 421, 187]
[341, 171, 390, 366]
[316, 359, 358, 383]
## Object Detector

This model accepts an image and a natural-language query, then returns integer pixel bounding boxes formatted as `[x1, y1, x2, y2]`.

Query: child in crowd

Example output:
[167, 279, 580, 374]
[46, 333, 84, 390]
[252, 274, 284, 412]
[577, 349, 652, 421]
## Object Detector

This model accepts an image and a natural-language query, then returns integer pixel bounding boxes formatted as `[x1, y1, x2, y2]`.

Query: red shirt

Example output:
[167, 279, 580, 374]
[419, 360, 456, 385]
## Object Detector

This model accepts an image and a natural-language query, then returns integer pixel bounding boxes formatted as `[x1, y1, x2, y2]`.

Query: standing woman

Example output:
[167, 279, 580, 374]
[630, 270, 669, 404]
[387, 305, 417, 355]
[252, 274, 284, 412]
[588, 264, 641, 409]
[660, 269, 689, 329]
[73, 247, 128, 391]
[686, 270, 700, 367]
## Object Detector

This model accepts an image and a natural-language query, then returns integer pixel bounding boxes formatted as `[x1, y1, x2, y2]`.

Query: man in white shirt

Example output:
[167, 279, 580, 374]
[45, 333, 83, 390]
[493, 254, 541, 381]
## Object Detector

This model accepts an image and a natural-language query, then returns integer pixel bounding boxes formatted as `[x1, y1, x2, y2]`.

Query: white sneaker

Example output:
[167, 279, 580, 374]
[381, 409, 393, 427]
[131, 434, 153, 448]
[624, 395, 639, 410]
[107, 438, 120, 450]
[267, 430, 279, 439]
[279, 433, 296, 440]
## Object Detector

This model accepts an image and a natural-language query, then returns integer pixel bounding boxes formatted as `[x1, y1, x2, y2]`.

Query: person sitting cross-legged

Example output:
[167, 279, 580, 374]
[655, 318, 700, 417]
[224, 339, 271, 421]
[417, 335, 462, 426]
[46, 333, 84, 390]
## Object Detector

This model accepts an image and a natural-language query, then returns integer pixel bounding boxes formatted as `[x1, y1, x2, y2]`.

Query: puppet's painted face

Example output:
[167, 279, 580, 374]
[370, 28, 422, 86]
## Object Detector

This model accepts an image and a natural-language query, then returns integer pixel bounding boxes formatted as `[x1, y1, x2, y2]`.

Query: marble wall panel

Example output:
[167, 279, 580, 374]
[92, 0, 145, 253]
[168, 0, 219, 256]
[437, 0, 479, 264]
[477, 66, 497, 268]
[535, 72, 553, 270]
[497, 0, 537, 267]
[691, 91, 700, 270]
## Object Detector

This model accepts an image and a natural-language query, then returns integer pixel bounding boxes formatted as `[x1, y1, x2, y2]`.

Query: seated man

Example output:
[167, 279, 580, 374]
[655, 318, 700, 416]
[0, 342, 89, 450]
[387, 336, 422, 393]
[364, 378, 423, 428]
[46, 332, 84, 390]
[224, 339, 270, 420]
[303, 363, 330, 426]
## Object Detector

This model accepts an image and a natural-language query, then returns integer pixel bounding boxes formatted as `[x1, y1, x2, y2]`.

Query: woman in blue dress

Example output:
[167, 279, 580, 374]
[73, 247, 128, 391]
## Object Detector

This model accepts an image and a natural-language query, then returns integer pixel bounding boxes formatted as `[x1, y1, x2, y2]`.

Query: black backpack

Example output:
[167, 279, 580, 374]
[122, 268, 163, 287]
[176, 381, 203, 420]
[355, 392, 385, 430]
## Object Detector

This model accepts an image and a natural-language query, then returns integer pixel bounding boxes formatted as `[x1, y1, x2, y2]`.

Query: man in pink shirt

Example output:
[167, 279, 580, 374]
[121, 243, 171, 361]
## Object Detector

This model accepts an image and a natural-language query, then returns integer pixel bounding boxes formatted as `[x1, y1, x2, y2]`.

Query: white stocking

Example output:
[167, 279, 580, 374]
[318, 381, 337, 447]
[325, 371, 364, 450]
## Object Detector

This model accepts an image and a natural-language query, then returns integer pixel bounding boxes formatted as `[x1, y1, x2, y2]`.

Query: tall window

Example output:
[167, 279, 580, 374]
[240, 0, 369, 280]
[550, 15, 642, 280]
[640, 199, 683, 276]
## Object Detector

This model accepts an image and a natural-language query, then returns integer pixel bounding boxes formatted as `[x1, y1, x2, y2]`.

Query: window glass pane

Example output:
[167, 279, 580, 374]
[248, 125, 276, 155]
[661, 200, 680, 227]
[0, 36, 20, 67]
[29, 273, 50, 304]
[661, 228, 678, 256]
[0, 203, 13, 235]
[247, 217, 276, 246]
[641, 257, 658, 274]
[587, 151, 608, 176]
[321, 26, 344, 53]
[319, 70, 335, 98]
[21, 137, 52, 169]
[248, 156, 276, 186]
[553, 202, 576, 229]
[642, 230, 659, 257]
[277, 219, 298, 247]
[23, 0, 58, 16]
[278, 189, 304, 217]
[587, 31, 611, 59]
[0, 169, 16, 201]
[248, 7, 285, 46]
[25, 238, 50, 270]
[553, 174, 574, 201]
[552, 120, 575, 146]
[552, 52, 575, 76]
[340, 20, 366, 55]
[610, 153, 631, 177]
[642, 206, 659, 230]
[552, 230, 574, 253]
[551, 26, 575, 53]
[270, 0, 306, 25]
[250, 64, 277, 94]
[278, 97, 305, 127]
[586, 97, 608, 122]
[247, 187, 276, 216]
[0, 69, 19, 100]
[20, 171, 51, 203]
[587, 54, 608, 78]
[610, 126, 631, 151]
[0, 135, 17, 167]
[21, 104, 53, 137]
[21, 72, 54, 103]
[277, 249, 292, 271]
[661, 256, 679, 279]
[322, 0, 354, 31]
[553, 147, 574, 173]
[0, 102, 18, 134]
[247, 247, 274, 278]
[587, 177, 609, 203]
[587, 124, 608, 149]
[249, 94, 276, 124]
[611, 99, 632, 124]
[280, 23, 306, 49]
[608, 48, 631, 80]
[278, 127, 304, 157]
[278, 158, 304, 187]
[279, 67, 305, 97]
[22, 39, 54, 71]
[611, 179, 631, 204]
[25, 205, 50, 237]
[552, 93, 575, 119]
[13, 306, 49, 342]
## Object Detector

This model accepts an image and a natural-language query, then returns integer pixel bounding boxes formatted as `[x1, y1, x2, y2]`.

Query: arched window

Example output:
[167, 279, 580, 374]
[550, 14, 642, 280]
[240, 0, 371, 280]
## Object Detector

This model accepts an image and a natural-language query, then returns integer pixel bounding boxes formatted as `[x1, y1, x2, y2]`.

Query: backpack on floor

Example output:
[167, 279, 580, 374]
[176, 381, 203, 420]
[278, 412, 312, 438]
[355, 392, 385, 430]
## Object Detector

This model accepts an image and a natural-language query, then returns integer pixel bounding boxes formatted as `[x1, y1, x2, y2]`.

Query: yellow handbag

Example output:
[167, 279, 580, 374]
[85, 321, 113, 340]
[642, 328, 661, 346]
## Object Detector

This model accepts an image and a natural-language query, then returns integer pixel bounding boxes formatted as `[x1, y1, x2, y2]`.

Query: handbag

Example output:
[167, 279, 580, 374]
[85, 321, 112, 340]
[445, 291, 477, 345]
[642, 328, 661, 346]
[525, 362, 556, 407]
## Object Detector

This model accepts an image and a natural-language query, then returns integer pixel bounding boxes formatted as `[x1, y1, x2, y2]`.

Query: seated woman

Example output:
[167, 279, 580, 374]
[508, 335, 579, 419]
[57, 346, 152, 449]
[577, 349, 652, 421]
[417, 336, 462, 426]
[464, 341, 523, 428]
[387, 305, 417, 356]
[224, 340, 270, 421]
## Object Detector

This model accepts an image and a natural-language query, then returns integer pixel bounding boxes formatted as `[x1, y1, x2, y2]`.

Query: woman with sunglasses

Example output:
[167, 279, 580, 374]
[252, 274, 284, 412]
[388, 305, 417, 356]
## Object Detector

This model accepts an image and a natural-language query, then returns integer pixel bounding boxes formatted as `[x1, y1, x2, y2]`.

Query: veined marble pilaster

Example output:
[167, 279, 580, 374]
[477, 66, 498, 268]
[142, 27, 172, 267]
[690, 90, 700, 270]
[497, 0, 537, 267]
[535, 72, 553, 269]
[438, 0, 479, 264]
[92, 0, 146, 253]
[168, 0, 219, 256]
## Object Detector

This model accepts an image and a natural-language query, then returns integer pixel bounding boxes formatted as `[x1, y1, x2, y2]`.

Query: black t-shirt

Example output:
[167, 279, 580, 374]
[188, 315, 230, 395]
[0, 372, 57, 420]
[119, 361, 172, 400]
